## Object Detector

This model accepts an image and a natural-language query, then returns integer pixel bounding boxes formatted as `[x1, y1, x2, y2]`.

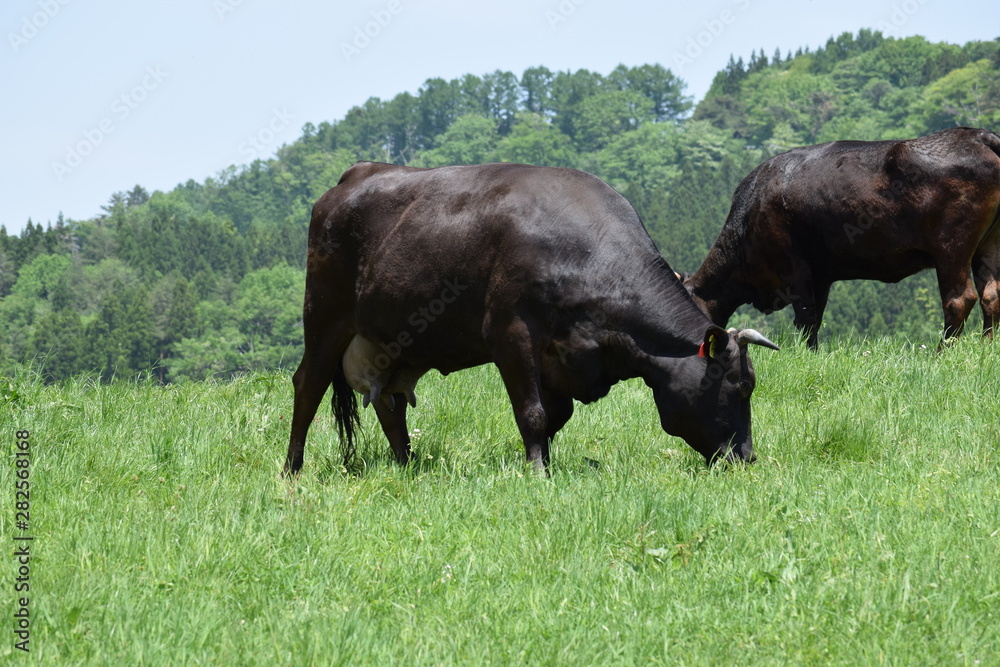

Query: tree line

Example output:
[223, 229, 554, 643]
[2, 31, 998, 382]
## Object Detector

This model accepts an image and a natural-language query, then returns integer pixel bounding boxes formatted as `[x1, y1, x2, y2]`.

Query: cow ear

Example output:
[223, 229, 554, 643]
[701, 325, 728, 359]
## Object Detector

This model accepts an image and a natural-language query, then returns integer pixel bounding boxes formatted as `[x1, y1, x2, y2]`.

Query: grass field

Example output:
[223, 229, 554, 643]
[2, 333, 998, 664]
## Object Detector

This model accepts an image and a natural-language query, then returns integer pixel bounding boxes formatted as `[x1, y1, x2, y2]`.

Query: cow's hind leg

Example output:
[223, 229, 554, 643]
[372, 396, 413, 465]
[972, 248, 1000, 337]
[286, 276, 357, 475]
[286, 332, 349, 475]
[935, 264, 979, 341]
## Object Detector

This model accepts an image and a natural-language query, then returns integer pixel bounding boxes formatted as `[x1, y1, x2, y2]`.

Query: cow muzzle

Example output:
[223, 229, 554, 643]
[711, 442, 756, 465]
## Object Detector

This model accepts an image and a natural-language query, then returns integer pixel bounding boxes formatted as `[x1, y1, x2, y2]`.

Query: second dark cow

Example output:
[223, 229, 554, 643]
[686, 127, 1000, 347]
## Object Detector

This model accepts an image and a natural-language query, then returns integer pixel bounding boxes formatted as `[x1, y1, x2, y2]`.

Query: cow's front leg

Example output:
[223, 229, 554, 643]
[491, 317, 551, 472]
[789, 281, 830, 349]
[792, 299, 817, 346]
[510, 395, 550, 472]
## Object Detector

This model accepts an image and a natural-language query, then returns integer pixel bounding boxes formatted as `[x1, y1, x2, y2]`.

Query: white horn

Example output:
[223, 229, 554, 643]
[737, 329, 780, 351]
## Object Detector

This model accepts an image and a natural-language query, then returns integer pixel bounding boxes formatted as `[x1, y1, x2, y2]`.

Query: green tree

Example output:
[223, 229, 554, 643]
[418, 77, 460, 145]
[126, 185, 150, 207]
[550, 68, 605, 139]
[418, 115, 499, 166]
[607, 63, 692, 121]
[456, 74, 490, 117]
[235, 265, 304, 364]
[911, 59, 1000, 132]
[574, 90, 654, 152]
[0, 254, 73, 361]
[27, 309, 87, 381]
[494, 113, 577, 167]
[520, 66, 554, 115]
[85, 280, 156, 380]
[740, 64, 835, 144]
[853, 36, 939, 88]
[483, 70, 520, 135]
[0, 249, 15, 297]
[169, 266, 304, 380]
[594, 122, 682, 194]
[6, 253, 71, 301]
[383, 91, 421, 164]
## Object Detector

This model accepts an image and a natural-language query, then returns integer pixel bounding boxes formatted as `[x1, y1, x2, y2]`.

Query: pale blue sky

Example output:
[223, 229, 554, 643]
[3, 0, 997, 235]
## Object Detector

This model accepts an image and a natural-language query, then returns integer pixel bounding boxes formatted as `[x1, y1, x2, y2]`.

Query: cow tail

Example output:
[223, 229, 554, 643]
[331, 362, 360, 468]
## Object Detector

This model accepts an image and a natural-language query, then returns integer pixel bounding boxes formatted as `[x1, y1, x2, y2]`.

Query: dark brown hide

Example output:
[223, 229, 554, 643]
[285, 162, 777, 474]
[686, 127, 1000, 347]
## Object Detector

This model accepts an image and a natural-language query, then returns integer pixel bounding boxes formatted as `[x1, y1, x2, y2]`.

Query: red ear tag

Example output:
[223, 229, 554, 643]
[698, 341, 707, 358]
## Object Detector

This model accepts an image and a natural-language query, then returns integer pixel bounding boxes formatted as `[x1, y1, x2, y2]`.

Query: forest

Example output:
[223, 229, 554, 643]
[2, 30, 999, 383]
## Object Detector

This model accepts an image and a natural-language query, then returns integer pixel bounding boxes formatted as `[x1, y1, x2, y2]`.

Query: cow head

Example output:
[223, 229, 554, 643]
[647, 326, 778, 464]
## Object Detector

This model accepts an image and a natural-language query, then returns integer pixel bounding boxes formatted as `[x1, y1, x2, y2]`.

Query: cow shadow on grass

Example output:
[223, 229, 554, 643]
[304, 416, 758, 482]
[307, 423, 531, 482]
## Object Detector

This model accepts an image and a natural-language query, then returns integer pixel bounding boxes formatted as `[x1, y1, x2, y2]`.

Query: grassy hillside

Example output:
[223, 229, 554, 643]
[2, 333, 997, 663]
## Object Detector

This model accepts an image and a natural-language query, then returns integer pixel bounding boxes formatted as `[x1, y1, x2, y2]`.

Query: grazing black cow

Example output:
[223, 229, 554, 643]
[284, 162, 778, 474]
[685, 127, 1000, 347]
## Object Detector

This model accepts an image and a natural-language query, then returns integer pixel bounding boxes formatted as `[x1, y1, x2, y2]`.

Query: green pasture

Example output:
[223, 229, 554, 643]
[1, 334, 998, 664]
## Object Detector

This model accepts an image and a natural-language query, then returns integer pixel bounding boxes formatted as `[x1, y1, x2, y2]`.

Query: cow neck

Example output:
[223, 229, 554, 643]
[688, 248, 747, 326]
[603, 258, 710, 359]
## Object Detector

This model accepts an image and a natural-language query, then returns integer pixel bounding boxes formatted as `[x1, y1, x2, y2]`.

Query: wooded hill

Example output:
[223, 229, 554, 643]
[3, 30, 998, 382]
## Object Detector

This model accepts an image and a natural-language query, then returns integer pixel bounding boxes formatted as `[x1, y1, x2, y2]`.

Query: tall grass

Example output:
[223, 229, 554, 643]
[1, 334, 998, 664]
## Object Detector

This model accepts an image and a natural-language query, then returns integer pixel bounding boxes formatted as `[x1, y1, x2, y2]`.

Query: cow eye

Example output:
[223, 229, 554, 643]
[739, 380, 753, 398]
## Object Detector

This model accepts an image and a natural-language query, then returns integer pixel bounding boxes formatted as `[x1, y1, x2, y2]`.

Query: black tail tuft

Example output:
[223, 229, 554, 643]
[331, 362, 360, 468]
